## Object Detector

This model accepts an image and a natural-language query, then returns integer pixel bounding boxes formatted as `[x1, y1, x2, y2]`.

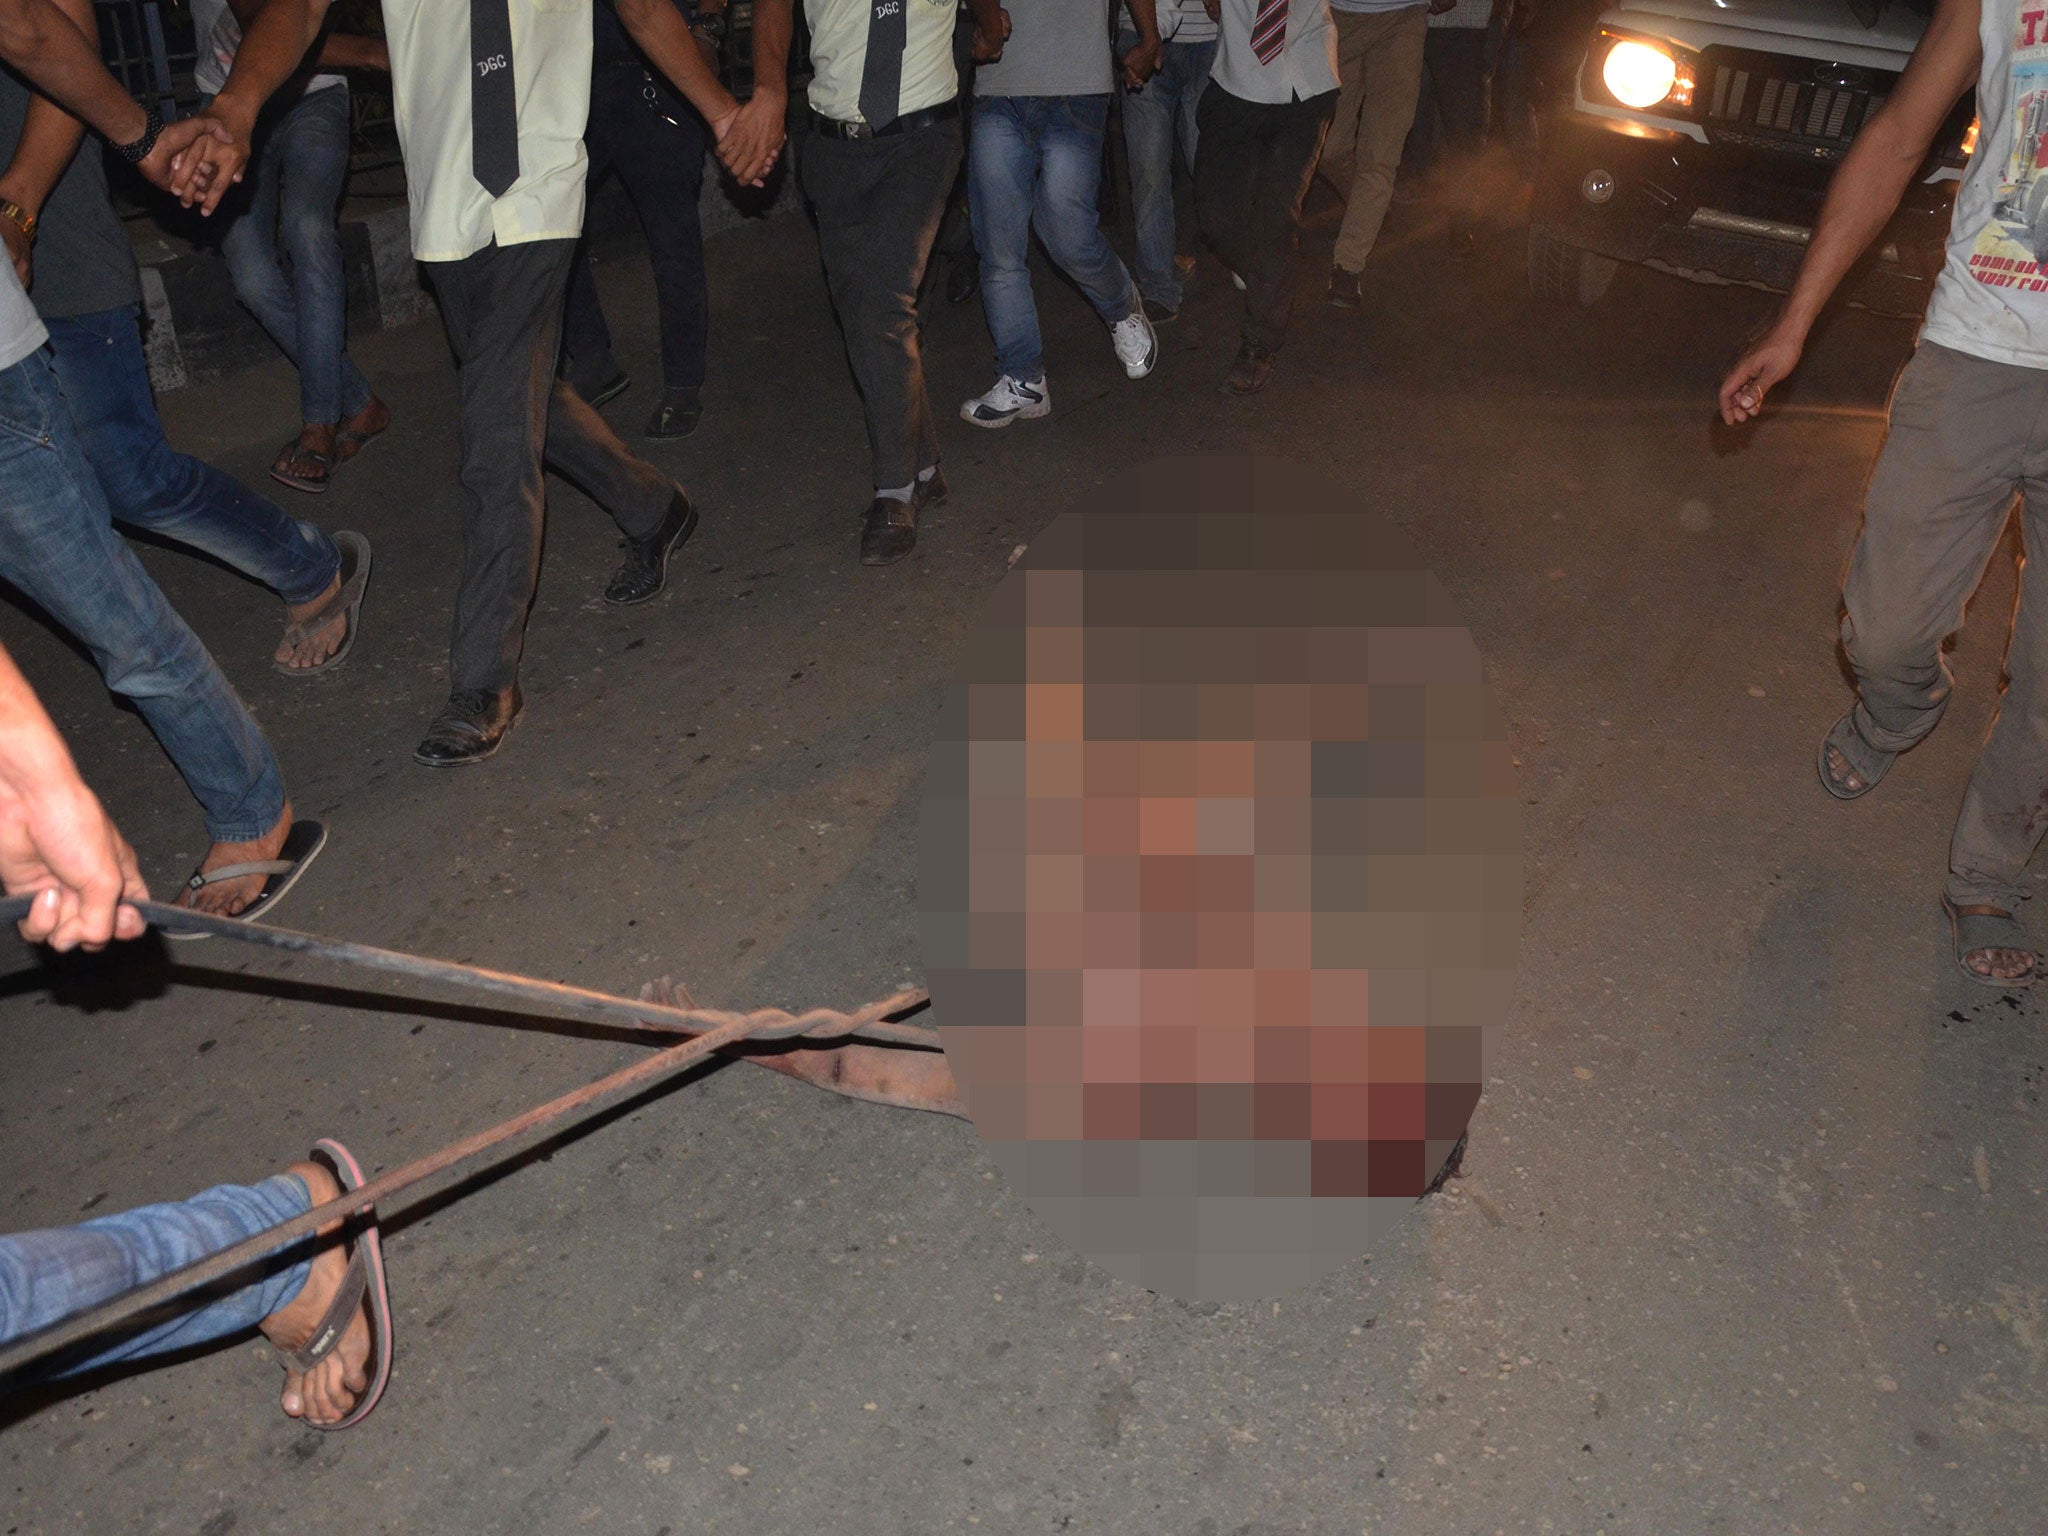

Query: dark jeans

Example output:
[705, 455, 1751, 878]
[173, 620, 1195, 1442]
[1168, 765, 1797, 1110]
[0, 349, 283, 843]
[426, 238, 680, 700]
[798, 115, 963, 491]
[1193, 84, 1337, 353]
[217, 85, 372, 426]
[45, 305, 339, 607]
[562, 60, 711, 393]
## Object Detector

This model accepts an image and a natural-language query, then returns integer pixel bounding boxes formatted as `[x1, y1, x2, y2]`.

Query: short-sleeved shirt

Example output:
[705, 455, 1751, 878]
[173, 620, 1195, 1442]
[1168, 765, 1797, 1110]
[976, 0, 1113, 97]
[0, 70, 140, 320]
[381, 0, 594, 262]
[190, 0, 346, 98]
[0, 260, 47, 371]
[804, 0, 959, 123]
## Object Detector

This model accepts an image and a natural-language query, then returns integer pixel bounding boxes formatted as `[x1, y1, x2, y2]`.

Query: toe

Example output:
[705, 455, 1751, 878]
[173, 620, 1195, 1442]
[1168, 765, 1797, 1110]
[280, 1369, 308, 1419]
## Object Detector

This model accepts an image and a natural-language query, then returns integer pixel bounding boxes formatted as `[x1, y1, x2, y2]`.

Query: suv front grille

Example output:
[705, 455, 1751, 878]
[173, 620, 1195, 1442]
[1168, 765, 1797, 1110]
[1701, 47, 1894, 160]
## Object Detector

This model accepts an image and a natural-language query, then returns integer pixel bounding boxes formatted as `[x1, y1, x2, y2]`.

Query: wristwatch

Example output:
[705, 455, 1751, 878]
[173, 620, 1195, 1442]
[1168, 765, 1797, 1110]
[114, 107, 164, 165]
[0, 199, 35, 242]
[692, 11, 728, 46]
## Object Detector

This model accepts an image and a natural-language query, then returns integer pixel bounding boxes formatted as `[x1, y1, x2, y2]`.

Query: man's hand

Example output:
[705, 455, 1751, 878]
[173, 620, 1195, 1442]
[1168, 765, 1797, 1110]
[1121, 34, 1162, 88]
[0, 639, 148, 951]
[1, 216, 28, 287]
[1719, 319, 1806, 424]
[971, 6, 1010, 62]
[0, 777, 147, 950]
[718, 88, 786, 187]
[152, 111, 247, 212]
[1202, 0, 1219, 20]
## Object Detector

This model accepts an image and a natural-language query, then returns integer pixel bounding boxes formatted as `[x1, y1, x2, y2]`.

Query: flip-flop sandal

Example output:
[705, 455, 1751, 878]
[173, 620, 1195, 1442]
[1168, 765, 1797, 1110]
[273, 531, 372, 678]
[163, 819, 328, 942]
[333, 414, 388, 468]
[271, 439, 335, 495]
[1943, 895, 2038, 989]
[1817, 709, 1897, 801]
[275, 1137, 394, 1432]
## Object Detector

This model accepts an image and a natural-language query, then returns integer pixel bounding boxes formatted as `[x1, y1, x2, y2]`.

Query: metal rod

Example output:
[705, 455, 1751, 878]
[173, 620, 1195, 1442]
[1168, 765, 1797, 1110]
[0, 896, 938, 1049]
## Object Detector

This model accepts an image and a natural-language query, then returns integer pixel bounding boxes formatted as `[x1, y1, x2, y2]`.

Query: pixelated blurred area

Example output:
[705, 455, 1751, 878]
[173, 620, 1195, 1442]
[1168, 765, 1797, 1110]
[919, 458, 1522, 1301]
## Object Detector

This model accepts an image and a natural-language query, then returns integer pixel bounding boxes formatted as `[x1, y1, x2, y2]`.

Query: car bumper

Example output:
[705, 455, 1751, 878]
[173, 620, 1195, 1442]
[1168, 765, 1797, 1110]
[1531, 112, 1958, 314]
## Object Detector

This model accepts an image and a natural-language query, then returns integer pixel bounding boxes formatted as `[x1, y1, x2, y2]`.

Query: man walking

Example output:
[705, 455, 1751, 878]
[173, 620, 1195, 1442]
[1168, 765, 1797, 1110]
[374, 0, 757, 765]
[1720, 0, 2039, 987]
[747, 0, 1009, 565]
[1316, 0, 1429, 307]
[957, 0, 1161, 431]
[561, 0, 726, 441]
[1194, 0, 1339, 394]
[0, 0, 339, 924]
[0, 0, 367, 679]
[1117, 0, 1219, 324]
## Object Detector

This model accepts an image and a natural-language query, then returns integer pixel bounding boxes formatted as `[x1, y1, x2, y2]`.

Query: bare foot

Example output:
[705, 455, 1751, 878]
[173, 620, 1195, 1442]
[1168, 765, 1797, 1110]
[275, 573, 346, 671]
[260, 1158, 372, 1426]
[176, 801, 291, 917]
[1953, 903, 2037, 982]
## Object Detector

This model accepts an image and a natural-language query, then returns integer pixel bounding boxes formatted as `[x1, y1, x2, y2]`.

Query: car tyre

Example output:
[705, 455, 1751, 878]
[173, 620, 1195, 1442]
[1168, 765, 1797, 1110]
[1528, 224, 1620, 308]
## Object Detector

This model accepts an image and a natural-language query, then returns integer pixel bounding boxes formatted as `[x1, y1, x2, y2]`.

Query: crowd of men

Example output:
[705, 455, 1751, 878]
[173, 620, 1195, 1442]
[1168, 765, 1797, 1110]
[0, 0, 1511, 1432]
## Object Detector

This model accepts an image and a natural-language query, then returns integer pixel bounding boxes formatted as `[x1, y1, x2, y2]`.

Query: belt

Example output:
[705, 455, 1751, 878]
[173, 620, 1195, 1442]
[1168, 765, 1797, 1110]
[808, 97, 960, 141]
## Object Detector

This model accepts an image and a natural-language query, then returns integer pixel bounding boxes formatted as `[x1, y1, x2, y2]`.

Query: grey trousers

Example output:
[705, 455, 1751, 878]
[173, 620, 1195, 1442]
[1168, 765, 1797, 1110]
[426, 238, 678, 700]
[798, 116, 962, 492]
[1841, 340, 2048, 909]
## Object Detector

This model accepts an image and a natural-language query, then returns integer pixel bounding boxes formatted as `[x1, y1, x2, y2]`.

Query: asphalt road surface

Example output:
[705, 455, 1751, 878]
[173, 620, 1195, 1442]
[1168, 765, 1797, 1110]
[2, 179, 2043, 1535]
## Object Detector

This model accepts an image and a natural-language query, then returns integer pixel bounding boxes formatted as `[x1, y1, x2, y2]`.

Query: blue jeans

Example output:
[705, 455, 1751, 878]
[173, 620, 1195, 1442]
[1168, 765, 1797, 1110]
[0, 350, 286, 843]
[1118, 34, 1217, 311]
[969, 94, 1139, 383]
[218, 85, 372, 425]
[46, 306, 339, 607]
[0, 1175, 311, 1380]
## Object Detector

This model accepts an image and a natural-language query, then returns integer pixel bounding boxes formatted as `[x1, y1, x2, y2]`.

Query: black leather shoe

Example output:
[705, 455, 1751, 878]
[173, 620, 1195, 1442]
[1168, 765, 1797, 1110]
[1327, 267, 1362, 308]
[945, 254, 980, 305]
[861, 496, 918, 566]
[1225, 340, 1277, 396]
[605, 491, 698, 605]
[414, 688, 523, 767]
[644, 387, 702, 440]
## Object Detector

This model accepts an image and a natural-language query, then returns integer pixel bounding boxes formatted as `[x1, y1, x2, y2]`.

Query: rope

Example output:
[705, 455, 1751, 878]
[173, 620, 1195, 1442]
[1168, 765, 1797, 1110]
[0, 896, 935, 1379]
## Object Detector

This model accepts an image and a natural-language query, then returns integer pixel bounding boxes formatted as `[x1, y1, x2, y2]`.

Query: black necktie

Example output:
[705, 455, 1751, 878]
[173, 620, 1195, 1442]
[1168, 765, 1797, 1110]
[471, 0, 520, 196]
[857, 0, 906, 129]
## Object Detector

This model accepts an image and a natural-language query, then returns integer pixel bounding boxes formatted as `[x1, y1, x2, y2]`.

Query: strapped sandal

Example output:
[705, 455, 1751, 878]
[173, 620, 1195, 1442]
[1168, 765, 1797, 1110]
[270, 437, 335, 495]
[163, 819, 328, 942]
[277, 1138, 394, 1432]
[1817, 709, 1897, 801]
[274, 531, 372, 678]
[1943, 895, 2038, 989]
[333, 408, 388, 468]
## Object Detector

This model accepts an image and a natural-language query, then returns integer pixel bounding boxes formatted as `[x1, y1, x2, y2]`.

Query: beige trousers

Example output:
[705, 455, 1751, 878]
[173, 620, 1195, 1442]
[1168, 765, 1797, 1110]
[1319, 5, 1429, 275]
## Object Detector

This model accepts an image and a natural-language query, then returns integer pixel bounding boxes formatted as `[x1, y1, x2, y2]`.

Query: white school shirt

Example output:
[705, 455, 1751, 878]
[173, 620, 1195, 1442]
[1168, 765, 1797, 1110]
[803, 0, 960, 124]
[1209, 0, 1338, 104]
[379, 0, 595, 262]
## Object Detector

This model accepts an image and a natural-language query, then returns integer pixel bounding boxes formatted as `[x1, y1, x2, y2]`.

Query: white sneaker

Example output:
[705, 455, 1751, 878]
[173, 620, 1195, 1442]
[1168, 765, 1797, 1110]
[1230, 269, 1247, 291]
[1110, 306, 1158, 380]
[960, 374, 1051, 428]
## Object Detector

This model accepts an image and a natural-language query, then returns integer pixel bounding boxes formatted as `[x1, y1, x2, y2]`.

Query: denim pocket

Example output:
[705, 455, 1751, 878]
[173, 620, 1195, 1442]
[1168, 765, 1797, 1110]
[1064, 94, 1112, 135]
[0, 354, 55, 448]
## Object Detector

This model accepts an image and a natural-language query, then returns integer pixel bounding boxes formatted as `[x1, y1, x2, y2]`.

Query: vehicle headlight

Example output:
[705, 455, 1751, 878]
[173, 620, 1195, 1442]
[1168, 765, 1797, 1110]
[1602, 39, 1681, 110]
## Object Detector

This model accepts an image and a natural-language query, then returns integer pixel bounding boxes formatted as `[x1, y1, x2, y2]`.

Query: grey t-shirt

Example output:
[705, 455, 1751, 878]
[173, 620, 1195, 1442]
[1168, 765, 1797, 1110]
[0, 70, 142, 320]
[976, 0, 1115, 98]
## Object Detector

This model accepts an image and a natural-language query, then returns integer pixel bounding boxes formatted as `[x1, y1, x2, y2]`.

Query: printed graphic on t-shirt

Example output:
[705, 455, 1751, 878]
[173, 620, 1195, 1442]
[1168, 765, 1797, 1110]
[1972, 7, 2048, 288]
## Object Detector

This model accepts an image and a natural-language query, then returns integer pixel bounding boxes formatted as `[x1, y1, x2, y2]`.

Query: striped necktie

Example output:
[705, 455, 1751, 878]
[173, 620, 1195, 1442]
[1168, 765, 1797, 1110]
[1249, 0, 1287, 65]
